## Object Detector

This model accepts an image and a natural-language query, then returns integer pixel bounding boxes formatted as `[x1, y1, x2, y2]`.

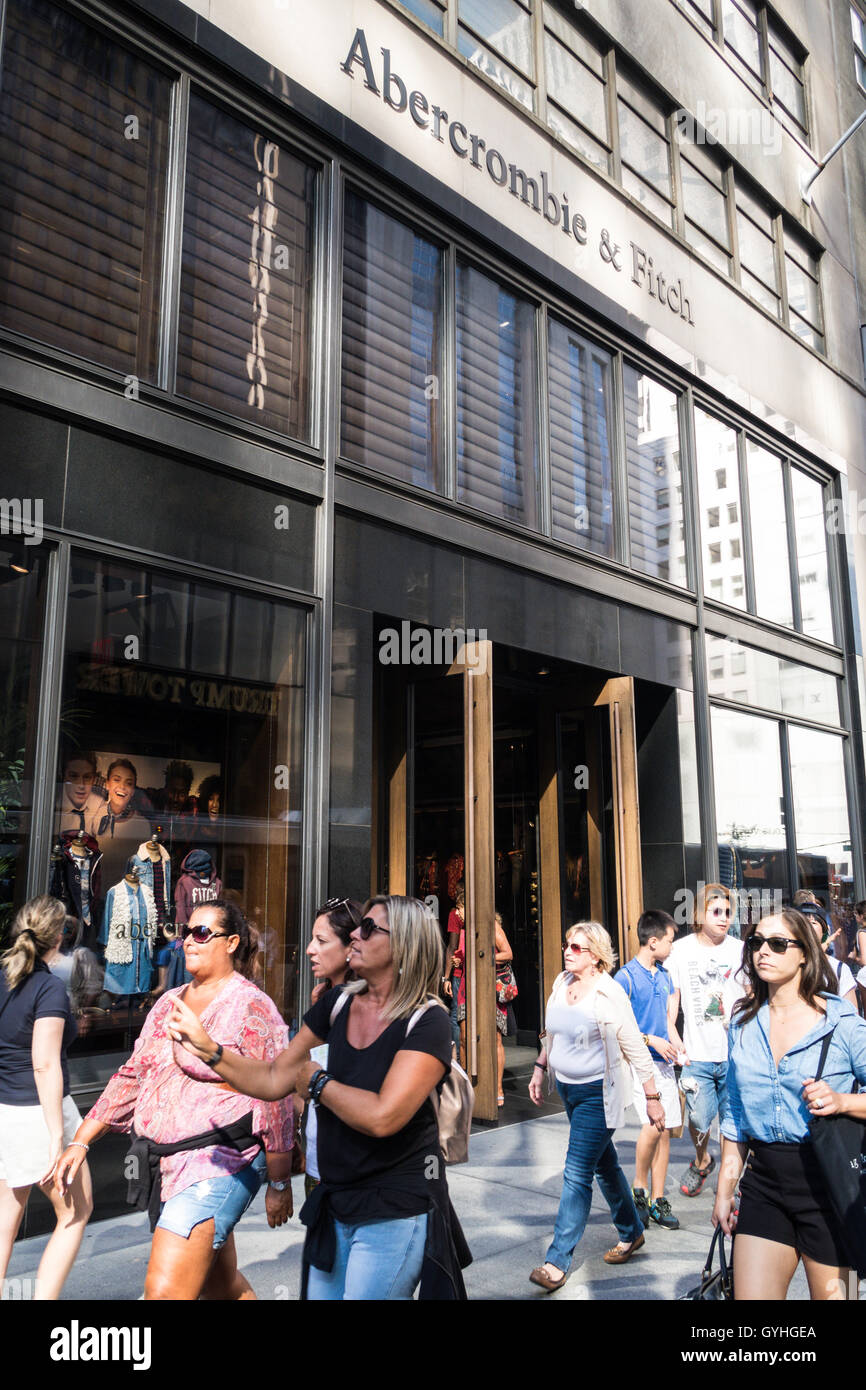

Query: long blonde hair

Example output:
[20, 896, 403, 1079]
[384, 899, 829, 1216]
[1, 896, 66, 990]
[343, 895, 443, 1022]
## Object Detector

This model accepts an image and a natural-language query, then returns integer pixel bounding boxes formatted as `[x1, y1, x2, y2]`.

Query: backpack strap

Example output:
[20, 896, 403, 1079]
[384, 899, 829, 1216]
[406, 996, 443, 1036]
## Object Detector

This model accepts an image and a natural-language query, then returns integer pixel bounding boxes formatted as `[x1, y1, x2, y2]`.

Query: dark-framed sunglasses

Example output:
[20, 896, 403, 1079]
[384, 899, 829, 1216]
[358, 916, 390, 940]
[181, 924, 233, 944]
[746, 933, 804, 955]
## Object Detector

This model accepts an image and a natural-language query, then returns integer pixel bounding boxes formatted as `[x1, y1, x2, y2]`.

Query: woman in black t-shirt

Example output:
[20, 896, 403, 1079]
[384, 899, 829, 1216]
[169, 894, 470, 1299]
[0, 896, 92, 1298]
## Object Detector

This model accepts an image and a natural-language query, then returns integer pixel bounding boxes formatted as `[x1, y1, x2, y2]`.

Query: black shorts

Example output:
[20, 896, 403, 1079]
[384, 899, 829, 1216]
[736, 1139, 850, 1267]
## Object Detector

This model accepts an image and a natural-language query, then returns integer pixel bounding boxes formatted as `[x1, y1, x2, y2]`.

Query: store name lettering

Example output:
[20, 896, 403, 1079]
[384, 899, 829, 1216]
[340, 29, 695, 327]
[77, 663, 279, 716]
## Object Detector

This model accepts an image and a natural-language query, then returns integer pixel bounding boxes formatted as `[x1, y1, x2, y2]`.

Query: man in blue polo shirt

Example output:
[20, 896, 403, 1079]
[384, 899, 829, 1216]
[615, 909, 685, 1232]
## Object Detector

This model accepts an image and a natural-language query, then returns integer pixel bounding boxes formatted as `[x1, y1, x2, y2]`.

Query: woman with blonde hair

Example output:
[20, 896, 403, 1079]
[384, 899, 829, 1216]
[168, 893, 471, 1299]
[0, 896, 92, 1298]
[527, 921, 663, 1292]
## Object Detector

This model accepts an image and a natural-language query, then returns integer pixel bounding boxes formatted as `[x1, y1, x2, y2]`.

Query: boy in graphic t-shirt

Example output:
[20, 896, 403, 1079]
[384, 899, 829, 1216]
[667, 883, 745, 1199]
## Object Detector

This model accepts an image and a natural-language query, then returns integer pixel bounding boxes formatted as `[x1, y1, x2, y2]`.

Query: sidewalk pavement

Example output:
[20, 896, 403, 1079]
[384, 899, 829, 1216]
[5, 1054, 820, 1302]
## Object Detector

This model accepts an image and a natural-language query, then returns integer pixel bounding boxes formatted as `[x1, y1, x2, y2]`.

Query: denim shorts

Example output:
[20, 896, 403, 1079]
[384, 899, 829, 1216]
[680, 1059, 730, 1137]
[156, 1149, 267, 1249]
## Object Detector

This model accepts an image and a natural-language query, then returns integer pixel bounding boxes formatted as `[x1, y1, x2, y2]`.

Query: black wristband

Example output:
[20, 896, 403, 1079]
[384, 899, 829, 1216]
[205, 1043, 223, 1069]
[533, 1061, 547, 1072]
[310, 1070, 332, 1104]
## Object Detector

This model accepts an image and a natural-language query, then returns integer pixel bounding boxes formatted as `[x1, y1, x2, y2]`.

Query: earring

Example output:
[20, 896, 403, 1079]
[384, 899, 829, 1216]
[345, 954, 352, 963]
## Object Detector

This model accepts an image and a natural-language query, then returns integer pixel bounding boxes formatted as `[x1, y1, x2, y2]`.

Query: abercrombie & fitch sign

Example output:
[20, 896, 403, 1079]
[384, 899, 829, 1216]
[341, 28, 695, 327]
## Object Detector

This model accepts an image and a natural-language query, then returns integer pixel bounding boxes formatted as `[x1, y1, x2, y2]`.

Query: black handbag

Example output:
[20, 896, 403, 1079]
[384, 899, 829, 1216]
[808, 1029, 866, 1278]
[679, 1226, 733, 1300]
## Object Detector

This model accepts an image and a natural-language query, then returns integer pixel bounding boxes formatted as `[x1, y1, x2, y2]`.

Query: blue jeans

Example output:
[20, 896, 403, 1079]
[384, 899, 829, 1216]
[307, 1213, 428, 1300]
[546, 1079, 642, 1272]
[449, 977, 461, 1048]
[680, 1059, 730, 1141]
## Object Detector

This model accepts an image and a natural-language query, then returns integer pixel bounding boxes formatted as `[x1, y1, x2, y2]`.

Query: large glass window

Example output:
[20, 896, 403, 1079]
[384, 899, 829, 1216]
[791, 469, 834, 642]
[694, 409, 747, 609]
[854, 6, 866, 90]
[705, 635, 841, 726]
[543, 10, 611, 172]
[788, 727, 853, 902]
[51, 554, 306, 1054]
[402, 0, 446, 35]
[784, 230, 824, 353]
[458, 0, 535, 109]
[0, 547, 48, 936]
[456, 262, 539, 527]
[616, 73, 674, 227]
[736, 185, 781, 318]
[176, 94, 316, 439]
[679, 139, 732, 276]
[342, 192, 443, 492]
[547, 320, 614, 556]
[0, 0, 171, 378]
[722, 0, 763, 79]
[624, 369, 688, 587]
[768, 24, 807, 128]
[711, 705, 789, 904]
[744, 441, 793, 626]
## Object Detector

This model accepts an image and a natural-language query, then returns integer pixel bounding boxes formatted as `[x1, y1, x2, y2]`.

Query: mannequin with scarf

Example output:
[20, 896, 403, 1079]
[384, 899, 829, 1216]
[129, 839, 172, 928]
[99, 865, 157, 997]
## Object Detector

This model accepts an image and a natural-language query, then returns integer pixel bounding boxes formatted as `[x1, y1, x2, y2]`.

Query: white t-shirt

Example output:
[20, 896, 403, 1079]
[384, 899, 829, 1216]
[667, 933, 746, 1063]
[832, 958, 856, 997]
[547, 996, 606, 1084]
[304, 1043, 328, 1182]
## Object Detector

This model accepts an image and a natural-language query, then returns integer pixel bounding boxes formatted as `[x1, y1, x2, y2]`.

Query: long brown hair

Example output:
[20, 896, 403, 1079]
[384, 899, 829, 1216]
[733, 908, 838, 1027]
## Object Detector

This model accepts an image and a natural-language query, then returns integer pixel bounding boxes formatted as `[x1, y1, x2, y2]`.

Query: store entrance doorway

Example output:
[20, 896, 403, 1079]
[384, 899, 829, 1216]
[377, 636, 643, 1121]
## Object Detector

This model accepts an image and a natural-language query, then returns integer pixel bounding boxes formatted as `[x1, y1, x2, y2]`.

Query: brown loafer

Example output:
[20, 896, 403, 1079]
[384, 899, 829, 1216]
[603, 1233, 646, 1265]
[529, 1265, 568, 1292]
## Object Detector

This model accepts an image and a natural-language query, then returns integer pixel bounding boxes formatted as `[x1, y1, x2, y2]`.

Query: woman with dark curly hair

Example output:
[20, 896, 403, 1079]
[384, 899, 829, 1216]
[714, 908, 866, 1301]
[54, 899, 295, 1300]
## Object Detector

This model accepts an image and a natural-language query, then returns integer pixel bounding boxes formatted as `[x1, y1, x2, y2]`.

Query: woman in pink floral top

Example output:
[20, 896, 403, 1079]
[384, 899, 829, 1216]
[55, 901, 294, 1300]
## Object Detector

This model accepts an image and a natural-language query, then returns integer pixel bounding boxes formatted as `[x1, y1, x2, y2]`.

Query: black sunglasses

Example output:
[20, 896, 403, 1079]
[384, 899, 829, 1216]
[358, 916, 390, 940]
[746, 933, 805, 955]
[181, 924, 233, 944]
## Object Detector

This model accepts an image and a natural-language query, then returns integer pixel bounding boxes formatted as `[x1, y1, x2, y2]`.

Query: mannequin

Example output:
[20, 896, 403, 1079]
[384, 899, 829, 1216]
[99, 860, 157, 998]
[129, 836, 172, 927]
[173, 848, 223, 926]
[58, 829, 103, 946]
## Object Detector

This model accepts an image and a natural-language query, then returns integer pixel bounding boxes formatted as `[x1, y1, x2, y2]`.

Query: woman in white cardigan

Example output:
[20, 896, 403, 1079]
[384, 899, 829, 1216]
[528, 921, 665, 1292]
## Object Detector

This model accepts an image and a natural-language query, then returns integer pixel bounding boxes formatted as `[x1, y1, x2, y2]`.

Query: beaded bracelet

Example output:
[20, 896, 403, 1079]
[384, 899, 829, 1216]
[68, 1141, 90, 1152]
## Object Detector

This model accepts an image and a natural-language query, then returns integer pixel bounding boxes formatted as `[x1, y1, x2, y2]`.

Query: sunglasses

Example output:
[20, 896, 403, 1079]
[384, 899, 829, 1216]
[181, 924, 234, 944]
[746, 933, 804, 955]
[358, 916, 391, 940]
[563, 943, 592, 954]
[323, 896, 350, 912]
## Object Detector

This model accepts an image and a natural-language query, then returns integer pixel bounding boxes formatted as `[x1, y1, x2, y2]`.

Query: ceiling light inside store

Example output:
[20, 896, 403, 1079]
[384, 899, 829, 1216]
[9, 549, 30, 574]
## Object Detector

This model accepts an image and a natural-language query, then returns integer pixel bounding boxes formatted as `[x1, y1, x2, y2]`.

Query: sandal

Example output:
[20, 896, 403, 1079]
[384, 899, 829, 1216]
[497, 1093, 505, 1107]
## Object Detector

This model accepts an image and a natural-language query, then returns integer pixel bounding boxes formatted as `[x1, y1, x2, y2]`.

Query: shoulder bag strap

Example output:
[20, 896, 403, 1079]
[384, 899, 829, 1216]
[813, 1027, 836, 1083]
[329, 989, 350, 1027]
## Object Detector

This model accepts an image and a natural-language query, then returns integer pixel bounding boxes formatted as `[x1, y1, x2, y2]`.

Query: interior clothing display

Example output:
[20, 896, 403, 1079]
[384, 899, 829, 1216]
[173, 849, 223, 925]
[444, 854, 464, 902]
[57, 831, 103, 933]
[94, 802, 154, 892]
[130, 842, 172, 926]
[99, 878, 158, 996]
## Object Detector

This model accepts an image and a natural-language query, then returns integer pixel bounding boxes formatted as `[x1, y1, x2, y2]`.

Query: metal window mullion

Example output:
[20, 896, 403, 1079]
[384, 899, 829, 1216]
[444, 243, 458, 502]
[781, 458, 803, 631]
[756, 2, 771, 93]
[157, 72, 190, 395]
[778, 721, 799, 897]
[606, 50, 622, 182]
[537, 301, 552, 538]
[680, 385, 702, 598]
[26, 542, 71, 898]
[611, 350, 631, 569]
[445, 0, 458, 47]
[533, 0, 547, 122]
[695, 636, 720, 886]
[722, 163, 737, 276]
[668, 111, 686, 239]
[737, 429, 757, 615]
[774, 213, 789, 327]
[711, 0, 723, 44]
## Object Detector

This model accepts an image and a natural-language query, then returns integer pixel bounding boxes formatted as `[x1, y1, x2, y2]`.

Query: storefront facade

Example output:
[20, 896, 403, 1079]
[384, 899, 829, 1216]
[1, 0, 865, 1161]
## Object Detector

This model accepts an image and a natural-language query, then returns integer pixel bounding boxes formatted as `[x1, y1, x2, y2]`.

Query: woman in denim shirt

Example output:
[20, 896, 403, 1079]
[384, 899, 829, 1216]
[713, 908, 866, 1301]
